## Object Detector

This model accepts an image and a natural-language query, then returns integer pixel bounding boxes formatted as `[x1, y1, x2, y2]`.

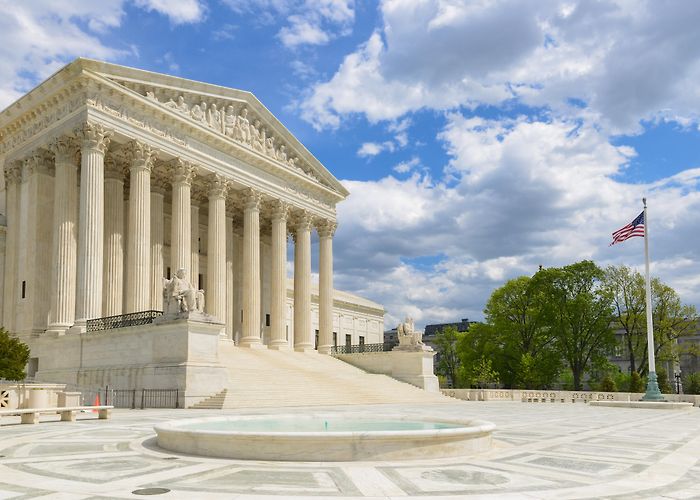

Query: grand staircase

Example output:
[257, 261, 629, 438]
[190, 343, 452, 409]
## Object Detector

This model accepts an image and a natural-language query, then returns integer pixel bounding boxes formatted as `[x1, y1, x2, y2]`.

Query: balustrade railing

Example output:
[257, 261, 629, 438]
[86, 310, 163, 332]
[330, 342, 397, 355]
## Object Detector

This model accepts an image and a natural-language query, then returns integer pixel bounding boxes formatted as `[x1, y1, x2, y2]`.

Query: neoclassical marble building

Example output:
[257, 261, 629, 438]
[0, 59, 384, 385]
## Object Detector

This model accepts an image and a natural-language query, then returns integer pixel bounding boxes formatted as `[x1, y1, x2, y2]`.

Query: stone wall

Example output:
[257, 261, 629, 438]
[336, 350, 439, 392]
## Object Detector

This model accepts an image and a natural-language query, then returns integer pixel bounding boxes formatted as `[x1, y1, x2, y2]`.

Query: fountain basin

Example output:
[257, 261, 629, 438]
[154, 413, 495, 461]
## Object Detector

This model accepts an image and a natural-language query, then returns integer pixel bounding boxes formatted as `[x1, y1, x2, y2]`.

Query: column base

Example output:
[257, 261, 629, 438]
[238, 339, 267, 349]
[45, 324, 71, 337]
[317, 345, 333, 355]
[269, 343, 292, 351]
[294, 345, 316, 353]
[66, 321, 87, 335]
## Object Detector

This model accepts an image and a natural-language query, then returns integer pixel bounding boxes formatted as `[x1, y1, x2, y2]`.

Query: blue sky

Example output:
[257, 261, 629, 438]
[3, 0, 700, 328]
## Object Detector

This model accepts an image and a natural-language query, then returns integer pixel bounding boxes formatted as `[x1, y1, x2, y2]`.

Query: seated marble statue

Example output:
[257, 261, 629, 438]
[163, 268, 205, 315]
[397, 317, 424, 347]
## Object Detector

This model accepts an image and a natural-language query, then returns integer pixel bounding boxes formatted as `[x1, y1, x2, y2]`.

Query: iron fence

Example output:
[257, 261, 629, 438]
[330, 342, 397, 355]
[86, 310, 163, 332]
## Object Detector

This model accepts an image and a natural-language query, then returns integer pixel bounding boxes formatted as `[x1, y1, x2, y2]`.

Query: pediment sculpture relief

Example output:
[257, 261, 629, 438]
[142, 87, 325, 184]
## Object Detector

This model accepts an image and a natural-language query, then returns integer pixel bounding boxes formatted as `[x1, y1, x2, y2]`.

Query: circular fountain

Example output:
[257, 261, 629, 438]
[154, 413, 495, 461]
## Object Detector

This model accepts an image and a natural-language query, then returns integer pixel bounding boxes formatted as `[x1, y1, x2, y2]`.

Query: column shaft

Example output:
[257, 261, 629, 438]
[150, 187, 165, 311]
[125, 142, 155, 313]
[75, 123, 111, 326]
[318, 222, 336, 354]
[191, 204, 200, 288]
[3, 163, 21, 332]
[170, 160, 193, 279]
[269, 202, 289, 349]
[293, 213, 313, 351]
[102, 159, 124, 317]
[206, 175, 228, 323]
[225, 215, 234, 340]
[240, 189, 262, 347]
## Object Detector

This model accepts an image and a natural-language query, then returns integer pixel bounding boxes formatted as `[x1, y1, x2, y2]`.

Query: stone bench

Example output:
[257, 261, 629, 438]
[0, 405, 114, 424]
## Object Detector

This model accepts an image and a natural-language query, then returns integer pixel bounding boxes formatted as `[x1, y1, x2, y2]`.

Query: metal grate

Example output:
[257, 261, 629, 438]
[86, 310, 163, 332]
[330, 342, 397, 355]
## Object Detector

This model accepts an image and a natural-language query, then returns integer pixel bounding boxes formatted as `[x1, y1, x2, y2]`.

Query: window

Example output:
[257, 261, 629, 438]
[21, 281, 26, 299]
[286, 325, 289, 340]
[198, 274, 204, 289]
[265, 314, 270, 327]
[333, 332, 337, 347]
[315, 330, 319, 349]
[359, 336, 365, 352]
[345, 334, 352, 349]
[166, 267, 171, 279]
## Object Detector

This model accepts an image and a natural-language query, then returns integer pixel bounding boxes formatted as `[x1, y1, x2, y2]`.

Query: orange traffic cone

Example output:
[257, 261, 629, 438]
[92, 394, 100, 413]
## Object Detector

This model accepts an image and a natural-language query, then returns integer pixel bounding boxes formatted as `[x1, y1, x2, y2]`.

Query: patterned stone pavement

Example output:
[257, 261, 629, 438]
[1, 401, 699, 499]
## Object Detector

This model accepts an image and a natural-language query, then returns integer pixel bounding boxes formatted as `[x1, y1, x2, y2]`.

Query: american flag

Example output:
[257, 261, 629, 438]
[610, 211, 645, 246]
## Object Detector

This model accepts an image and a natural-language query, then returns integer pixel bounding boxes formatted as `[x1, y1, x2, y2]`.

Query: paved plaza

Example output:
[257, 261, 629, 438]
[1, 401, 699, 499]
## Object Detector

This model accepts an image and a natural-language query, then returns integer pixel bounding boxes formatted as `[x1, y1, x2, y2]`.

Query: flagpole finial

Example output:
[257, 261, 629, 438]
[643, 197, 647, 208]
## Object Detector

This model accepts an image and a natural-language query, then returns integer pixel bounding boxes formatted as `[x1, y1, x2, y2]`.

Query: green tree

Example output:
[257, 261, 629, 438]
[459, 276, 561, 389]
[598, 374, 617, 392]
[683, 372, 700, 395]
[536, 261, 616, 391]
[603, 265, 698, 377]
[604, 265, 646, 374]
[433, 326, 464, 388]
[0, 328, 30, 380]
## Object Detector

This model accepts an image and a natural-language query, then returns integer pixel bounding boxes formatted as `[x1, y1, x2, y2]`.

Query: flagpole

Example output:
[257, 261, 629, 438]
[642, 197, 663, 401]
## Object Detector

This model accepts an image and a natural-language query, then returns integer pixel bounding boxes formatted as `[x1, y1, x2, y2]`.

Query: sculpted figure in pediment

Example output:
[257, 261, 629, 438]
[199, 102, 209, 124]
[165, 96, 178, 109]
[146, 90, 157, 101]
[265, 135, 276, 157]
[224, 105, 236, 136]
[176, 96, 189, 114]
[234, 107, 251, 144]
[251, 120, 264, 152]
[190, 103, 204, 122]
[276, 144, 287, 162]
[209, 103, 222, 132]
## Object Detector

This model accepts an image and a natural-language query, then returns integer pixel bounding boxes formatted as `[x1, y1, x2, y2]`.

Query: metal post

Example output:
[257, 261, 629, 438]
[642, 198, 663, 401]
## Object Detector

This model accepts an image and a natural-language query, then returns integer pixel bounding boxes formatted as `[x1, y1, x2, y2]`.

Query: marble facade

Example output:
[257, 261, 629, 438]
[0, 59, 384, 371]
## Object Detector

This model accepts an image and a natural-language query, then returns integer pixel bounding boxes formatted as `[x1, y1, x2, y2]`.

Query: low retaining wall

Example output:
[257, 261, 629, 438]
[442, 388, 700, 406]
[0, 383, 69, 410]
[336, 350, 440, 392]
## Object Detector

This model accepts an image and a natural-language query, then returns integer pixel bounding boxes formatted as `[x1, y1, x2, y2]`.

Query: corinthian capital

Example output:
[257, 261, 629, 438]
[293, 210, 312, 232]
[270, 200, 289, 222]
[208, 173, 230, 199]
[49, 137, 79, 165]
[128, 140, 158, 171]
[77, 122, 112, 154]
[3, 160, 22, 186]
[243, 188, 262, 211]
[316, 220, 337, 238]
[170, 159, 196, 186]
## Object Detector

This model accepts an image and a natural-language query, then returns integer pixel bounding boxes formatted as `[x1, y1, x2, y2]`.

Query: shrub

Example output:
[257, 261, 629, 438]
[598, 374, 617, 392]
[655, 367, 673, 394]
[684, 373, 700, 395]
[628, 371, 645, 393]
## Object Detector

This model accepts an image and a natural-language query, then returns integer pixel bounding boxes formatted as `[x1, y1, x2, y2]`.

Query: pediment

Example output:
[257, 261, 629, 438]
[80, 59, 348, 198]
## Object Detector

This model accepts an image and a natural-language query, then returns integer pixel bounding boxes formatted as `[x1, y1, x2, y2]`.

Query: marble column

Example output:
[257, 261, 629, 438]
[170, 160, 194, 280]
[125, 141, 156, 313]
[47, 143, 78, 335]
[150, 177, 166, 311]
[317, 220, 337, 354]
[239, 189, 262, 347]
[102, 156, 124, 317]
[206, 174, 228, 324]
[191, 202, 200, 289]
[74, 123, 111, 328]
[225, 213, 234, 341]
[293, 212, 313, 351]
[269, 201, 289, 350]
[2, 162, 22, 332]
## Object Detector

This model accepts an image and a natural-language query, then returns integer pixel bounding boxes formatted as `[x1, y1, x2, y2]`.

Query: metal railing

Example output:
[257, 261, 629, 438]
[77, 387, 180, 409]
[86, 310, 163, 332]
[330, 342, 397, 355]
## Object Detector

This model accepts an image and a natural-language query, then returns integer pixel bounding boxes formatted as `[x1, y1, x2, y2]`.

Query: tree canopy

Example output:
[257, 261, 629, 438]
[0, 328, 30, 381]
